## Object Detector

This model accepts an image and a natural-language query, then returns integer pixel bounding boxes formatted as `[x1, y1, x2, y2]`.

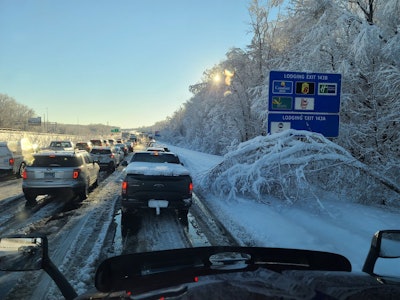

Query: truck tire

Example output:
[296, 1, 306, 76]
[177, 209, 189, 227]
[24, 193, 37, 207]
[121, 212, 140, 236]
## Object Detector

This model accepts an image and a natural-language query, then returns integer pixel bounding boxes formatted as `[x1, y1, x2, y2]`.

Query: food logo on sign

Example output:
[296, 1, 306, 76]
[295, 82, 315, 95]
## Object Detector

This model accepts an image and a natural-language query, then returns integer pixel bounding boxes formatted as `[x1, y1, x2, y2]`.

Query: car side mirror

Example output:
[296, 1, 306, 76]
[0, 236, 45, 271]
[0, 235, 77, 299]
[362, 230, 400, 274]
[121, 160, 128, 166]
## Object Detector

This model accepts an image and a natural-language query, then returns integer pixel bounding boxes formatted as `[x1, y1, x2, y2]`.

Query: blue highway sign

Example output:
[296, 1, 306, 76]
[268, 70, 341, 137]
[267, 113, 339, 138]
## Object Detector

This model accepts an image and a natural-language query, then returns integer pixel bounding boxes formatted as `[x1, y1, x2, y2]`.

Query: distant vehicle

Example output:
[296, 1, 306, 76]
[121, 151, 192, 226]
[146, 140, 157, 147]
[146, 145, 170, 152]
[121, 131, 130, 140]
[125, 141, 134, 152]
[48, 140, 74, 151]
[129, 134, 137, 143]
[0, 138, 35, 178]
[114, 145, 125, 159]
[145, 146, 166, 152]
[114, 143, 128, 156]
[75, 141, 93, 152]
[22, 149, 100, 206]
[89, 146, 120, 173]
[90, 139, 104, 147]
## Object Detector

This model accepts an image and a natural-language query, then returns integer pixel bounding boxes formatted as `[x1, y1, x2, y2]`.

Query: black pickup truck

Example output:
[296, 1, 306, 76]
[121, 151, 193, 226]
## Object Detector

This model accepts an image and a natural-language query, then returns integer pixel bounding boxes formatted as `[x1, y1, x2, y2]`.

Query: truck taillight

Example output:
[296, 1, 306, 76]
[73, 169, 80, 179]
[122, 181, 128, 195]
[22, 170, 28, 179]
[189, 182, 193, 194]
[9, 158, 15, 166]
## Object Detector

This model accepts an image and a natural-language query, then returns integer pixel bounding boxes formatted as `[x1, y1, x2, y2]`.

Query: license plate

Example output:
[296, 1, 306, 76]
[148, 200, 169, 208]
[44, 172, 55, 179]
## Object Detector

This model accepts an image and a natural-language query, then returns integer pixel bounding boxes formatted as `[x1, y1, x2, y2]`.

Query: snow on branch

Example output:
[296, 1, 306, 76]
[200, 130, 400, 207]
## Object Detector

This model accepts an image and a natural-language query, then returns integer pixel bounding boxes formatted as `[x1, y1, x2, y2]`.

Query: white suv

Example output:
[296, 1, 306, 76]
[0, 138, 35, 179]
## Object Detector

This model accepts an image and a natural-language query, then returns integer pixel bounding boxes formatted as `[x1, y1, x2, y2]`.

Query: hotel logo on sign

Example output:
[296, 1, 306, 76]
[318, 83, 337, 96]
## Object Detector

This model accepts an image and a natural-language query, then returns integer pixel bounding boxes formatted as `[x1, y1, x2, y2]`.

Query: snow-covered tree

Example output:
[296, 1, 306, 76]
[158, 0, 400, 185]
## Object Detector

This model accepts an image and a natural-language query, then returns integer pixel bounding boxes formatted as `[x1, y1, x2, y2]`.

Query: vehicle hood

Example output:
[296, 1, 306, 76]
[83, 269, 400, 300]
[181, 270, 400, 299]
[124, 162, 191, 176]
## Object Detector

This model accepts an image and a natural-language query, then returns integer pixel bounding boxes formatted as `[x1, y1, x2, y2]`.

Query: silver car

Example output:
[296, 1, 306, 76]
[89, 146, 120, 173]
[22, 150, 100, 206]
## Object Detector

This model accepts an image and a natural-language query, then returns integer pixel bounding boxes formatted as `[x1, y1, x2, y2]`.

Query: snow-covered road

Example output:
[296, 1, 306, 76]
[168, 143, 400, 276]
[1, 141, 400, 299]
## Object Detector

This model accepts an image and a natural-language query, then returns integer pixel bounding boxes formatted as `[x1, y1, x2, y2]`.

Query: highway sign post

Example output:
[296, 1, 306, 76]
[268, 71, 341, 137]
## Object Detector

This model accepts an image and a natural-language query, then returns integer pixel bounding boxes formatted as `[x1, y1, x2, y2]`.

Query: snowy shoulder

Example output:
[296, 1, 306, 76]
[125, 162, 191, 176]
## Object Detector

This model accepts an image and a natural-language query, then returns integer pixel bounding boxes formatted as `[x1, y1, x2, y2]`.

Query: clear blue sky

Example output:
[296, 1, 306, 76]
[0, 0, 253, 129]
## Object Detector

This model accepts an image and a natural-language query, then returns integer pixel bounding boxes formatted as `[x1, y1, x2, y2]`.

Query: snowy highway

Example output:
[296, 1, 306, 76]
[0, 154, 233, 299]
[1, 136, 400, 299]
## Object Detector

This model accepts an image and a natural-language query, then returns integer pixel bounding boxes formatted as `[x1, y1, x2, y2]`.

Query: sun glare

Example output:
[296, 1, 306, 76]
[213, 73, 221, 83]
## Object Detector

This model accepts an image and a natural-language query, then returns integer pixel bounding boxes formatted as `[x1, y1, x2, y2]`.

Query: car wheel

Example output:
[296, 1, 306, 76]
[16, 162, 26, 178]
[92, 177, 99, 189]
[121, 212, 140, 236]
[24, 193, 37, 207]
[79, 183, 89, 200]
[108, 162, 115, 173]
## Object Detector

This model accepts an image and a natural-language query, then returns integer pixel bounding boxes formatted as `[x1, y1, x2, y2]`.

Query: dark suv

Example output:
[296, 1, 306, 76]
[22, 150, 100, 206]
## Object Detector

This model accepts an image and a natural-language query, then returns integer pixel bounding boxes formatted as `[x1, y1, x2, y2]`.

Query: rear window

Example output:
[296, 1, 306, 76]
[131, 153, 180, 164]
[50, 141, 72, 147]
[0, 146, 11, 155]
[90, 149, 111, 155]
[32, 155, 82, 167]
[90, 140, 103, 146]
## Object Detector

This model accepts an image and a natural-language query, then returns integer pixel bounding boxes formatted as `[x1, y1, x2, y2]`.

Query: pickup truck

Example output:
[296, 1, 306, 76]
[121, 151, 192, 226]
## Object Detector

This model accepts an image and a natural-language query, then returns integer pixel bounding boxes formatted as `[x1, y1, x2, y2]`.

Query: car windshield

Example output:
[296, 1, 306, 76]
[1, 1, 400, 299]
